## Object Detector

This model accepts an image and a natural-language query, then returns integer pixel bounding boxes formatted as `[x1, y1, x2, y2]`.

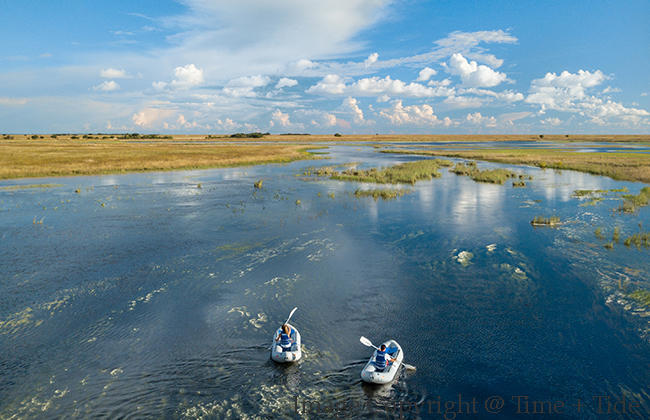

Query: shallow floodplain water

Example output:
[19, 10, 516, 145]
[1, 145, 650, 419]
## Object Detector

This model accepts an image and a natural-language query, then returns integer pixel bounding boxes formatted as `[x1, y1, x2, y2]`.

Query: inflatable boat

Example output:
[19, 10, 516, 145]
[360, 339, 403, 384]
[271, 323, 302, 362]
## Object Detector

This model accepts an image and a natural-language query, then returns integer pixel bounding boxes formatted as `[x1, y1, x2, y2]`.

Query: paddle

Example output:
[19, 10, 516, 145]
[269, 307, 298, 350]
[360, 336, 416, 371]
[285, 307, 297, 326]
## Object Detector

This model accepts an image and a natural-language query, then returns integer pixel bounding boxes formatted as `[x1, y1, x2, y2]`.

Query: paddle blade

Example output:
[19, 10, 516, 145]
[403, 363, 417, 371]
[359, 336, 375, 348]
[285, 307, 297, 324]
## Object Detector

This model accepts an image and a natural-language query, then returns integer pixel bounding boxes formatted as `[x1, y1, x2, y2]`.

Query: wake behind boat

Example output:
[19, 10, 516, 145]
[360, 339, 404, 384]
[271, 323, 302, 362]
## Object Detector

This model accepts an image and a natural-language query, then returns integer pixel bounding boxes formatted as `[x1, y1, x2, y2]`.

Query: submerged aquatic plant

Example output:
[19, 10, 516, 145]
[630, 289, 650, 307]
[595, 227, 605, 240]
[354, 188, 411, 201]
[531, 216, 561, 226]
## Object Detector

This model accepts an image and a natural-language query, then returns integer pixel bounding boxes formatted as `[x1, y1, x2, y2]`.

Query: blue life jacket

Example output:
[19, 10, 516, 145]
[375, 349, 388, 370]
[279, 330, 292, 349]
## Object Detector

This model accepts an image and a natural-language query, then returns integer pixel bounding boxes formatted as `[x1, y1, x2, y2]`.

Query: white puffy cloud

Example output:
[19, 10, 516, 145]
[271, 109, 305, 130]
[226, 74, 271, 87]
[133, 108, 177, 128]
[525, 69, 649, 123]
[223, 74, 271, 97]
[443, 96, 484, 109]
[306, 74, 455, 98]
[465, 112, 497, 127]
[416, 67, 437, 82]
[541, 117, 563, 126]
[602, 86, 621, 94]
[100, 68, 131, 79]
[378, 100, 441, 126]
[444, 53, 509, 87]
[340, 96, 373, 125]
[364, 53, 379, 69]
[93, 81, 120, 92]
[275, 78, 298, 89]
[153, 64, 204, 91]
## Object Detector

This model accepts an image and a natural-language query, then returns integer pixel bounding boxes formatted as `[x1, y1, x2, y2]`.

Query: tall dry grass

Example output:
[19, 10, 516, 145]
[1, 137, 317, 180]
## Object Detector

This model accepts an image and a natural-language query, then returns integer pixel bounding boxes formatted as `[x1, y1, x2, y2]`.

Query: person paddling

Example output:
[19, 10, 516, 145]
[374, 344, 396, 371]
[275, 324, 293, 351]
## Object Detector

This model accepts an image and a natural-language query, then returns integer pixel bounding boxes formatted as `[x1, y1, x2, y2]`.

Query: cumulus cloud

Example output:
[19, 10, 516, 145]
[306, 74, 455, 98]
[541, 117, 563, 126]
[444, 53, 509, 87]
[223, 74, 271, 97]
[525, 69, 649, 123]
[275, 78, 298, 89]
[602, 86, 621, 94]
[443, 96, 484, 109]
[340, 96, 373, 125]
[271, 109, 305, 130]
[416, 67, 437, 82]
[364, 53, 379, 69]
[465, 112, 497, 126]
[100, 68, 131, 79]
[378, 100, 441, 126]
[133, 108, 177, 128]
[93, 81, 120, 92]
[152, 64, 204, 92]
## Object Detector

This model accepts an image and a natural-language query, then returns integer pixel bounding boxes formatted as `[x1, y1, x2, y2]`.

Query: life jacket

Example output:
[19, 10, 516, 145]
[280, 329, 292, 349]
[375, 349, 388, 370]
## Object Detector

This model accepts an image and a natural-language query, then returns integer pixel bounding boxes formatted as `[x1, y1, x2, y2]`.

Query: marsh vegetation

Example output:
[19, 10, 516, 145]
[450, 162, 518, 184]
[331, 159, 453, 185]
[382, 146, 650, 184]
[353, 188, 411, 200]
[618, 187, 650, 213]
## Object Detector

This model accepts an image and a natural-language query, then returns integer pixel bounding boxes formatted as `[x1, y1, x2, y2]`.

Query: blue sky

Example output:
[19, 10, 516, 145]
[1, 0, 648, 134]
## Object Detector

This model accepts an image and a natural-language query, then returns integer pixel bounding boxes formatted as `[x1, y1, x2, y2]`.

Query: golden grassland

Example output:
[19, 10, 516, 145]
[0, 136, 319, 180]
[2, 133, 650, 181]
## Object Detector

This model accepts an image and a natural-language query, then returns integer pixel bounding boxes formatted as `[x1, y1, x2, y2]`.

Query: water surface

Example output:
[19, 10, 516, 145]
[1, 145, 649, 419]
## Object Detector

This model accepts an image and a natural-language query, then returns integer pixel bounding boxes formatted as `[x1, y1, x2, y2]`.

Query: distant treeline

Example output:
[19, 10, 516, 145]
[230, 132, 270, 138]
[14, 133, 174, 140]
[279, 133, 311, 136]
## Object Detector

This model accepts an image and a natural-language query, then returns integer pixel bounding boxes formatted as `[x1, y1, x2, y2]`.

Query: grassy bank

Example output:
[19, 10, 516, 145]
[0, 137, 318, 180]
[4, 134, 650, 181]
[382, 148, 650, 184]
